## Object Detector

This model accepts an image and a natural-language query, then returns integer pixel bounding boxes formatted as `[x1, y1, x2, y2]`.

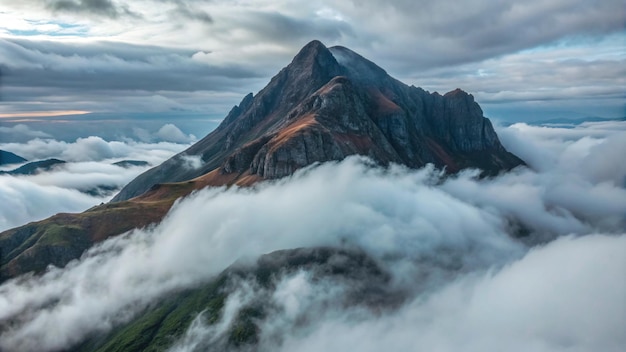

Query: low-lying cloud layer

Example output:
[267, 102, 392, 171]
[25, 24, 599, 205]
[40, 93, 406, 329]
[0, 121, 624, 351]
[273, 234, 626, 352]
[0, 134, 190, 231]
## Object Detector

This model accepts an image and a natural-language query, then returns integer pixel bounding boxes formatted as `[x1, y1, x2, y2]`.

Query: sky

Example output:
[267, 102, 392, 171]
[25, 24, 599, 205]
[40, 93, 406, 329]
[0, 0, 624, 133]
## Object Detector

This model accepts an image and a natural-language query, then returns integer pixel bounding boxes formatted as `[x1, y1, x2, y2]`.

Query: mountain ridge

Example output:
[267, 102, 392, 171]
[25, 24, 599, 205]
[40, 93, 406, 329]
[0, 150, 27, 166]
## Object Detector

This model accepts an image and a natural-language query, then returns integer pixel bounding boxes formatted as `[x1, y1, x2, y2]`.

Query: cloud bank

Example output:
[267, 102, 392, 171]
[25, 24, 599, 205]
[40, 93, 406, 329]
[156, 123, 197, 143]
[0, 121, 624, 351]
[274, 234, 626, 352]
[0, 135, 190, 231]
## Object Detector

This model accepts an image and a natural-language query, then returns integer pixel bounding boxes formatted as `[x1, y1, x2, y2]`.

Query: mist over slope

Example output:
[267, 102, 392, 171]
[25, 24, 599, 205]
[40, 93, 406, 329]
[0, 121, 624, 351]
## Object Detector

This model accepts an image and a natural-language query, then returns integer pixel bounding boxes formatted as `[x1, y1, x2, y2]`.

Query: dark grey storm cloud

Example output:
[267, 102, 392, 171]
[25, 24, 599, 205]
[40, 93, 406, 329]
[227, 10, 353, 44]
[168, 0, 213, 24]
[46, 0, 139, 19]
[0, 38, 268, 114]
[334, 0, 626, 69]
[0, 38, 261, 92]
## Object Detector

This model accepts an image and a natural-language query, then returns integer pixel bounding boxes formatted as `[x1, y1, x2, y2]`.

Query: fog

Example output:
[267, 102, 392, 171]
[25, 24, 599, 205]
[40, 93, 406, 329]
[0, 121, 624, 351]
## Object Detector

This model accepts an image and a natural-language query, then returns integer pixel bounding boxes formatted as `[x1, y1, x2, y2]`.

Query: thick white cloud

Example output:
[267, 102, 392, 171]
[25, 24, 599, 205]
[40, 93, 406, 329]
[156, 123, 196, 143]
[0, 136, 190, 231]
[497, 120, 626, 181]
[0, 121, 624, 351]
[0, 135, 188, 163]
[276, 234, 626, 352]
[0, 175, 106, 232]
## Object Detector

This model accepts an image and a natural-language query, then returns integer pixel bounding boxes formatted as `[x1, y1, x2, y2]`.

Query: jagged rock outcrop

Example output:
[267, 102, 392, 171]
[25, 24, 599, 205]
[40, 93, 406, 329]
[113, 40, 523, 202]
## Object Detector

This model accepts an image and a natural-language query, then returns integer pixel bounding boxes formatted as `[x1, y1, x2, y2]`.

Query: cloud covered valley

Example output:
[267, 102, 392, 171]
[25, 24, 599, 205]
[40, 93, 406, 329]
[0, 120, 625, 351]
[0, 128, 193, 232]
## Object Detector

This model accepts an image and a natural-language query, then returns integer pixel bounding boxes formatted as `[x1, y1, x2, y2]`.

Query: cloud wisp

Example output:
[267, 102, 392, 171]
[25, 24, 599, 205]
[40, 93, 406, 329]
[0, 121, 624, 351]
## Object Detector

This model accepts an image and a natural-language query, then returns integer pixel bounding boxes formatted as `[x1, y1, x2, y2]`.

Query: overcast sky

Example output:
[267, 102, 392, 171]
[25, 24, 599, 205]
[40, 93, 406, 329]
[0, 0, 624, 124]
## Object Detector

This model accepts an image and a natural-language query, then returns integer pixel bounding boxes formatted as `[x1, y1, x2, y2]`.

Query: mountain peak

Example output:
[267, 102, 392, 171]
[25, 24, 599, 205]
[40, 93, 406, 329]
[112, 42, 524, 202]
[288, 40, 340, 78]
[294, 40, 327, 57]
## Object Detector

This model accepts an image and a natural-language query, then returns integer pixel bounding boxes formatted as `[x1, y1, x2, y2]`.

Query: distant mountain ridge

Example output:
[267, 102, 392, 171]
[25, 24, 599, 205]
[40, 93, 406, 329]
[0, 150, 26, 166]
[0, 158, 65, 175]
[501, 116, 626, 127]
[113, 40, 523, 202]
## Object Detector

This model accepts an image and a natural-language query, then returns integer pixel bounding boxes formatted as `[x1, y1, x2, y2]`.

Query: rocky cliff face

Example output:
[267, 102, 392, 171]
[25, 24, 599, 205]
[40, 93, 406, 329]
[113, 40, 523, 202]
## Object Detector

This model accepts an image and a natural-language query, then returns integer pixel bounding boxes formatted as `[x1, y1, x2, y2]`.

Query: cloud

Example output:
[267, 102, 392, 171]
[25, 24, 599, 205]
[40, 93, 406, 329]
[179, 154, 203, 170]
[496, 121, 626, 178]
[275, 234, 626, 352]
[156, 123, 196, 143]
[0, 135, 189, 163]
[0, 137, 189, 231]
[326, 0, 625, 67]
[0, 124, 52, 140]
[0, 38, 260, 92]
[0, 158, 523, 351]
[167, 0, 213, 24]
[169, 280, 259, 352]
[0, 121, 624, 351]
[0, 175, 107, 232]
[0, 37, 264, 117]
[46, 0, 139, 19]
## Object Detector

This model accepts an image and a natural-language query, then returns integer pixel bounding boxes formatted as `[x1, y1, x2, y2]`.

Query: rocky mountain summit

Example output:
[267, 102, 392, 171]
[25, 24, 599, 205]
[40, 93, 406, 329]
[113, 40, 523, 201]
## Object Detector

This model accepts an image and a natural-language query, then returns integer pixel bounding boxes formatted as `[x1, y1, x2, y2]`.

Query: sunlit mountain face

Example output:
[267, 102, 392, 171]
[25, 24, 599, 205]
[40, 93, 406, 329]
[1, 1, 625, 352]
